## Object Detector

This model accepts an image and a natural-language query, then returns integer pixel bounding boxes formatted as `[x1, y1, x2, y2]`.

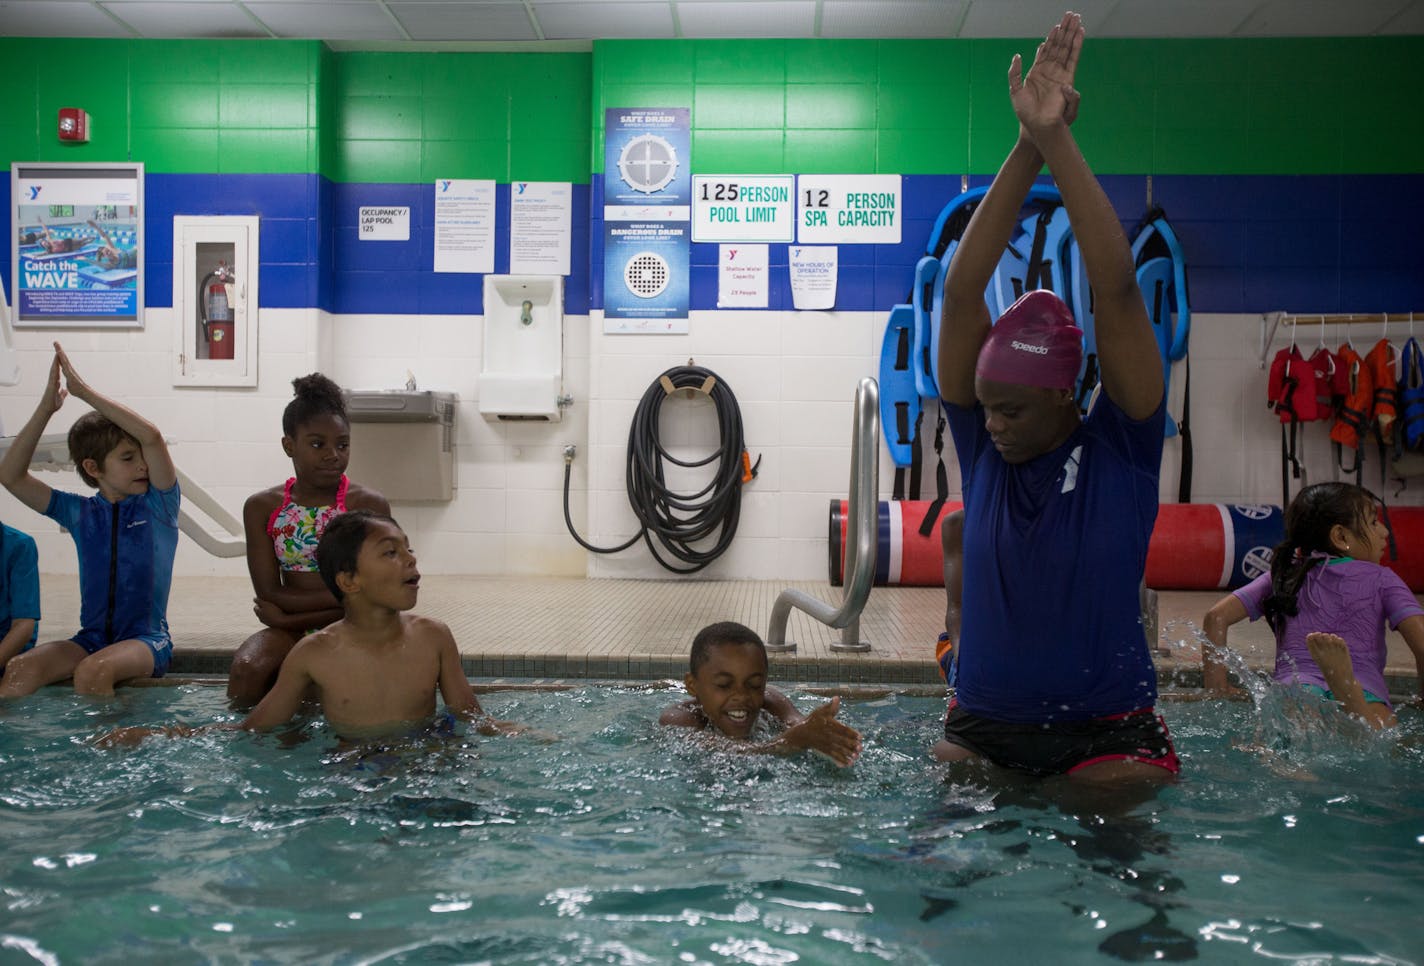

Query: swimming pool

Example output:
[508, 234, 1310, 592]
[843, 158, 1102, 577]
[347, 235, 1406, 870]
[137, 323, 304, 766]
[1, 685, 1420, 963]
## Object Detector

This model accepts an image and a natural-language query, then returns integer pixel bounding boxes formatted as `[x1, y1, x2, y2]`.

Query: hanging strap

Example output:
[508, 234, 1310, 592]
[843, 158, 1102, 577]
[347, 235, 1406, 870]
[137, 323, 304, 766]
[917, 412, 950, 536]
[1023, 205, 1057, 293]
[1177, 351, 1193, 503]
[893, 409, 925, 501]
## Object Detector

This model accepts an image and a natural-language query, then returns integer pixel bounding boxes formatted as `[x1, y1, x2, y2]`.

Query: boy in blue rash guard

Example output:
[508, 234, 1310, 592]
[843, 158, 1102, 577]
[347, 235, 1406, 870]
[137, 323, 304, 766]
[0, 344, 180, 697]
[0, 522, 41, 675]
[932, 12, 1177, 784]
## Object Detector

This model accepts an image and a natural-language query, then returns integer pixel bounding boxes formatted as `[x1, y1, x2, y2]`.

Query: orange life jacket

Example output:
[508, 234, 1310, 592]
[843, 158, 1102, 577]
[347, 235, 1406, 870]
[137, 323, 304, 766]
[1329, 344, 1373, 450]
[1364, 339, 1399, 444]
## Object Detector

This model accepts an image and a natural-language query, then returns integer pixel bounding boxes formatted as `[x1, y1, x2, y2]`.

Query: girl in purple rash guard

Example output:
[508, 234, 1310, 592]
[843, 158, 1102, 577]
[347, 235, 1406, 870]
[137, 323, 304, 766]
[1203, 482, 1424, 730]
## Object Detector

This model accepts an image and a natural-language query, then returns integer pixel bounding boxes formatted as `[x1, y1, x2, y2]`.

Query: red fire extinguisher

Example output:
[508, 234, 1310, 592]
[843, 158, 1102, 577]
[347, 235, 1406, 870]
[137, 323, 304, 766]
[201, 263, 235, 360]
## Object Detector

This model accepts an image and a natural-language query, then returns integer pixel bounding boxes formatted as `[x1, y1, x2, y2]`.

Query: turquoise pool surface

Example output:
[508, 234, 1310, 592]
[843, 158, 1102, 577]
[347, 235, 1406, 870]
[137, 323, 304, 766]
[1, 686, 1421, 964]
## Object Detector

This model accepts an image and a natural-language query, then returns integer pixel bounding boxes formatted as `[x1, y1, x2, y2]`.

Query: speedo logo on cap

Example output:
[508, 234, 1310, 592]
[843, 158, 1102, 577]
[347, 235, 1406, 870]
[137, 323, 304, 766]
[1010, 340, 1049, 355]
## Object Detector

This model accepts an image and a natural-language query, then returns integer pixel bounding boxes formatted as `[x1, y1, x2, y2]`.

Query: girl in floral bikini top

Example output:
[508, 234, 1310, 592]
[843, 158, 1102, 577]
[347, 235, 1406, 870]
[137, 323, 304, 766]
[227, 374, 389, 705]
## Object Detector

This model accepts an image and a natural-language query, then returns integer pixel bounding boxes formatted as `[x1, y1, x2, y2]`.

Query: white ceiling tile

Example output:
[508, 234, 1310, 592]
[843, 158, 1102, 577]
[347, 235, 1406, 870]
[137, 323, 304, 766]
[0, 0, 133, 37]
[388, 1, 538, 41]
[245, 2, 405, 40]
[1233, 0, 1415, 35]
[536, 2, 676, 39]
[959, 0, 1119, 38]
[1094, 1, 1257, 38]
[1379, 0, 1424, 32]
[676, 0, 816, 38]
[821, 0, 966, 38]
[98, 1, 268, 37]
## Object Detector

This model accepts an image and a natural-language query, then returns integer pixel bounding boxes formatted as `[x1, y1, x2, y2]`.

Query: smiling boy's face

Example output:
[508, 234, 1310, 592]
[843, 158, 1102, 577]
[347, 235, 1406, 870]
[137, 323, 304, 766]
[684, 642, 768, 738]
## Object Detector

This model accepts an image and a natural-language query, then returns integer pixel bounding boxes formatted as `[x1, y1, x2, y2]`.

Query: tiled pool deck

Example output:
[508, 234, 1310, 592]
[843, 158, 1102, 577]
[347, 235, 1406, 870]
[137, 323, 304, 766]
[33, 575, 1424, 695]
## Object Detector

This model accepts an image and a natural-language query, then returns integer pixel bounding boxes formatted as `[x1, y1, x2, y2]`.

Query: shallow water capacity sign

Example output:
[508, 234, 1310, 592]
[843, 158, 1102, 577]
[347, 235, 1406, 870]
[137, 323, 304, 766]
[11, 162, 143, 328]
[797, 174, 901, 245]
[691, 176, 795, 243]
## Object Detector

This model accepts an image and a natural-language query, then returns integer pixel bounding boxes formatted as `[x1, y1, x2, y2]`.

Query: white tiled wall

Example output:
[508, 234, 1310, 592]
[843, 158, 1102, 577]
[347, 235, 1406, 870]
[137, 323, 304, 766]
[4, 304, 1416, 582]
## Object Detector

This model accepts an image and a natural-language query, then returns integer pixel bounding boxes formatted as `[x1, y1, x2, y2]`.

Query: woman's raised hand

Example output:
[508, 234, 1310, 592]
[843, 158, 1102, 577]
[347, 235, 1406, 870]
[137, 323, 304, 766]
[1009, 11, 1084, 136]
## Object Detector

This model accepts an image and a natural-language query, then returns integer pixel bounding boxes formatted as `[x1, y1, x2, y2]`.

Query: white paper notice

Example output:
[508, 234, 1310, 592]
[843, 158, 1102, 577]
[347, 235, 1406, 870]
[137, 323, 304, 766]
[509, 181, 573, 276]
[359, 206, 409, 241]
[433, 179, 496, 273]
[717, 244, 769, 308]
[788, 246, 838, 310]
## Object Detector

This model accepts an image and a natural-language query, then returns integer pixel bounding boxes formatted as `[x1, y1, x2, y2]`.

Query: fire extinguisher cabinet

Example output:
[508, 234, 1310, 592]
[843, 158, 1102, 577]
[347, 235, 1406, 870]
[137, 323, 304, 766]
[172, 215, 259, 387]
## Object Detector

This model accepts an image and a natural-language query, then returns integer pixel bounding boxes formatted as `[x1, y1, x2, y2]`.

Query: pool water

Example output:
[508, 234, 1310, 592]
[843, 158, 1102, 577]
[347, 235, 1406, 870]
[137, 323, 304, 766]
[1, 685, 1421, 964]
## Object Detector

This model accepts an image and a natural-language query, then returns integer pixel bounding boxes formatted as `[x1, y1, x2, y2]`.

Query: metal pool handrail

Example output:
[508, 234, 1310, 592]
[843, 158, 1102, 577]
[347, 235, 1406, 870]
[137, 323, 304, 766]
[766, 377, 879, 653]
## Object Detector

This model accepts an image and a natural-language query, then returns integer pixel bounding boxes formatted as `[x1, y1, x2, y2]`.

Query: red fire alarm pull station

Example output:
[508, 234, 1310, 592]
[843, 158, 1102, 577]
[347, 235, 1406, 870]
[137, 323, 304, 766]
[58, 108, 89, 142]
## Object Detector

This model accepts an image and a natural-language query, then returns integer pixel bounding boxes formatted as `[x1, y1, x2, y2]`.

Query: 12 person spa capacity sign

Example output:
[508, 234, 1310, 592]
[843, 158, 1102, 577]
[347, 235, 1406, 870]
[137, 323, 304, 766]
[796, 174, 901, 245]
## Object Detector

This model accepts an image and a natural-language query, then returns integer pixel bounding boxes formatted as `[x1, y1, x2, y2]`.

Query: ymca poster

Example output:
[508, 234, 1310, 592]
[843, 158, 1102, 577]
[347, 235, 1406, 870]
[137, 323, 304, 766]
[602, 108, 690, 333]
[11, 163, 143, 328]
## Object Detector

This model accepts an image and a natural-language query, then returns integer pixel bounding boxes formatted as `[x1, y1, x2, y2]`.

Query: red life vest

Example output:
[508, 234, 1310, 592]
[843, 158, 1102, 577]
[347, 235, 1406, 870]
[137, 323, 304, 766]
[1308, 346, 1339, 420]
[1267, 345, 1322, 423]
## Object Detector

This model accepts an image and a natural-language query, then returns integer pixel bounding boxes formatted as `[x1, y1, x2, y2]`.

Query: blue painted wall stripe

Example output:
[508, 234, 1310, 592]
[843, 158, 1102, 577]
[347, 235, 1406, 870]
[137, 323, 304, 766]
[2, 174, 1420, 317]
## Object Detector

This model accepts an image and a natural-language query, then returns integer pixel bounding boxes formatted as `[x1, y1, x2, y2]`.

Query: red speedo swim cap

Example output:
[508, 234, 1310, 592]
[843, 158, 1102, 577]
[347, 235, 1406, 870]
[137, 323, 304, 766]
[974, 290, 1083, 390]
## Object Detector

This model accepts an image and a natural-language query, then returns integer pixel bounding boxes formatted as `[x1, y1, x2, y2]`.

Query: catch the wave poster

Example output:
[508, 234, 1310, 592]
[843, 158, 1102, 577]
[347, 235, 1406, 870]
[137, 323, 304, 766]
[602, 108, 689, 334]
[11, 163, 143, 328]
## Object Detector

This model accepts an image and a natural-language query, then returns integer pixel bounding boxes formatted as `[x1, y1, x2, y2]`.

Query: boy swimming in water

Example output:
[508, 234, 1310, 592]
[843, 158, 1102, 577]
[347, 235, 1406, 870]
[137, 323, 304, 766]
[102, 510, 526, 744]
[659, 621, 862, 766]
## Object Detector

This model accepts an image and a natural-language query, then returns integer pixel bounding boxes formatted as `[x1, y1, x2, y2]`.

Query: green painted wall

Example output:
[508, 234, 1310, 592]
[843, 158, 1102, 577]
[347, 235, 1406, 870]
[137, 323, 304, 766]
[0, 35, 1418, 182]
[0, 39, 591, 184]
[0, 38, 323, 174]
[593, 36, 1424, 176]
[326, 51, 590, 183]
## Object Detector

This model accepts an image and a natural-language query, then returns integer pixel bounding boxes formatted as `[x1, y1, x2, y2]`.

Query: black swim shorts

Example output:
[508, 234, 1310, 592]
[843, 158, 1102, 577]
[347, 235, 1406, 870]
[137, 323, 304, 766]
[942, 702, 1180, 777]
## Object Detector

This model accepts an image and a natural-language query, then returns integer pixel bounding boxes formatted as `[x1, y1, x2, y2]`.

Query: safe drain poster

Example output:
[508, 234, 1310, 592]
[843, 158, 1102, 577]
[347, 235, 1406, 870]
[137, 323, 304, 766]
[11, 163, 144, 328]
[602, 108, 690, 333]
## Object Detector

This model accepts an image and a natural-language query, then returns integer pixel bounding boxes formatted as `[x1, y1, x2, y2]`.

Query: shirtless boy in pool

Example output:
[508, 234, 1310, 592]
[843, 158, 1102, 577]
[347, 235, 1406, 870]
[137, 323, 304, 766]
[659, 621, 862, 766]
[103, 510, 526, 743]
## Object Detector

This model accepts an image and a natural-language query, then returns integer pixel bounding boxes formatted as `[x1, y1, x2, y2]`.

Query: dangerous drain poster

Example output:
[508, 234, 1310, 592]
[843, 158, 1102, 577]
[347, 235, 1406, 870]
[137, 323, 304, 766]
[10, 163, 144, 328]
[602, 108, 690, 333]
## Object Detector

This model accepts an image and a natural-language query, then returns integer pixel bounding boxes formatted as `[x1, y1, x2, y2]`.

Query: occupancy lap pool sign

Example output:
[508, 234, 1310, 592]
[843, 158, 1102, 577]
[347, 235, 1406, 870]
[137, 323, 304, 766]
[603, 108, 690, 333]
[11, 163, 144, 328]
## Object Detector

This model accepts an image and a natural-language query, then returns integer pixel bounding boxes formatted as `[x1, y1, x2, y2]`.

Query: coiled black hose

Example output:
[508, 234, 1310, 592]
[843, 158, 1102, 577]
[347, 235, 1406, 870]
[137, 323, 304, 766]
[563, 364, 757, 574]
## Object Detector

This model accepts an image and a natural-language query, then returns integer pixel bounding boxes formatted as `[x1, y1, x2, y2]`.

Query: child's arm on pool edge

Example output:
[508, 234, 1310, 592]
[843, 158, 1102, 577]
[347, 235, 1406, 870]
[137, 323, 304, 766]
[1202, 594, 1251, 698]
[1397, 614, 1424, 710]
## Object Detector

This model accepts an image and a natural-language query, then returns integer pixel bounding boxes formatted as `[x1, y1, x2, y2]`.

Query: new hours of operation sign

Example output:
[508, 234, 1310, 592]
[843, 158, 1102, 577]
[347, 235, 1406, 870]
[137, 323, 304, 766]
[690, 176, 795, 243]
[796, 174, 901, 245]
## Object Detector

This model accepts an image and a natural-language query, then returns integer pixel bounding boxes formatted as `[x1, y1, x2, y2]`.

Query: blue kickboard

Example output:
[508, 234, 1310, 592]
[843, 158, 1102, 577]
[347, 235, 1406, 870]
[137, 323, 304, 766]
[910, 255, 941, 400]
[21, 244, 101, 263]
[879, 303, 922, 467]
[78, 267, 139, 287]
[988, 205, 1072, 320]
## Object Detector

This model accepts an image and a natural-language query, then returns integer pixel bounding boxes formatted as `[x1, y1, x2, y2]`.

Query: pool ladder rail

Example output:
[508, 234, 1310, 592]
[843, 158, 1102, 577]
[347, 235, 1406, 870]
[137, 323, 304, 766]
[767, 377, 878, 653]
[4, 432, 246, 558]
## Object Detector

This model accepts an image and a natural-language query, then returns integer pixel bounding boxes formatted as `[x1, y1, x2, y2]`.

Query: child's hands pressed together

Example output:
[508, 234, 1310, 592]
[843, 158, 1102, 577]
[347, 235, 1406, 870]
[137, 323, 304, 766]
[39, 350, 68, 416]
[52, 342, 94, 405]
